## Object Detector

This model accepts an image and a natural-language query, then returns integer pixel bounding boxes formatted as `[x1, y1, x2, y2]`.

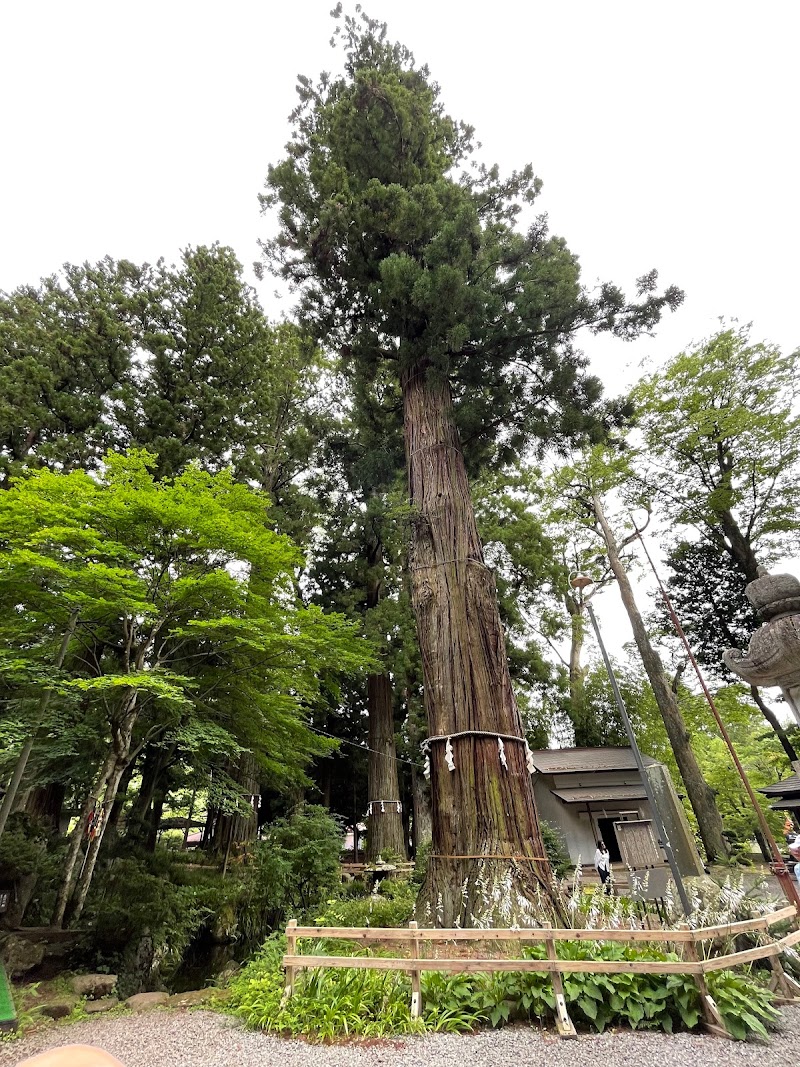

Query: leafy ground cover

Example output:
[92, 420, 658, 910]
[228, 932, 779, 1042]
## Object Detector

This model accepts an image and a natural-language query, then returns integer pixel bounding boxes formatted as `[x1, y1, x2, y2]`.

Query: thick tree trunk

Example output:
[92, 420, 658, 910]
[365, 673, 407, 861]
[206, 752, 260, 855]
[402, 365, 561, 926]
[24, 782, 66, 835]
[593, 494, 729, 863]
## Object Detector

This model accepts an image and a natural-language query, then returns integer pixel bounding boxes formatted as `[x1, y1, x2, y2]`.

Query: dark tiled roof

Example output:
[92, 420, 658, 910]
[758, 775, 800, 796]
[528, 747, 658, 775]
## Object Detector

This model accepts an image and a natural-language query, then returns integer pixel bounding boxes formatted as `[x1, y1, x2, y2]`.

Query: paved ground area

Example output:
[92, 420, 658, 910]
[2, 1007, 800, 1067]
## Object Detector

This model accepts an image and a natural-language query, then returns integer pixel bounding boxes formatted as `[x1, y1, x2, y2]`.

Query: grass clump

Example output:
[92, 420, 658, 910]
[228, 934, 778, 1041]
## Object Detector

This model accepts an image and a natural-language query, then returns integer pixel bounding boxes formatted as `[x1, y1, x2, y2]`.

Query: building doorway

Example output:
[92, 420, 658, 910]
[597, 817, 622, 862]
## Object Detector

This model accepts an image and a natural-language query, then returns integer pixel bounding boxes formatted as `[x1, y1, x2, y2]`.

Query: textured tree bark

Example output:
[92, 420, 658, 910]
[411, 765, 432, 855]
[565, 599, 592, 745]
[365, 672, 407, 861]
[593, 494, 730, 863]
[403, 365, 561, 925]
[207, 752, 260, 855]
[24, 782, 66, 835]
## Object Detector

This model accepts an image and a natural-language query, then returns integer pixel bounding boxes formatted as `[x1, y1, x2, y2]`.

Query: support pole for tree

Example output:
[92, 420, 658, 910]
[631, 523, 800, 912]
[0, 610, 79, 842]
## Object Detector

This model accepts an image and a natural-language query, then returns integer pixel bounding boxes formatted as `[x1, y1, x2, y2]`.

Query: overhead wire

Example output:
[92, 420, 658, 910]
[307, 722, 424, 769]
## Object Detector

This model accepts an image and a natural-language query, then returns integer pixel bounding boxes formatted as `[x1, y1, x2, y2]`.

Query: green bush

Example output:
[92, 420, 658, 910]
[312, 879, 416, 929]
[229, 935, 779, 1041]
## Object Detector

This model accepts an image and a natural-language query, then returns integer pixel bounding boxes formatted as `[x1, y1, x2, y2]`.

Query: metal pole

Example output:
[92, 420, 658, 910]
[631, 523, 800, 912]
[585, 602, 693, 917]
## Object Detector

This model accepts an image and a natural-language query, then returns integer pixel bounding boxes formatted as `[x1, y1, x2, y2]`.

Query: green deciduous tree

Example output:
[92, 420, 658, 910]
[0, 452, 373, 924]
[633, 326, 800, 582]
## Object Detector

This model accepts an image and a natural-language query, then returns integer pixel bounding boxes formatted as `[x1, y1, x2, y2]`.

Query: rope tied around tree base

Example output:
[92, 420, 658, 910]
[429, 853, 549, 862]
[407, 442, 464, 460]
[422, 731, 536, 777]
[409, 557, 488, 572]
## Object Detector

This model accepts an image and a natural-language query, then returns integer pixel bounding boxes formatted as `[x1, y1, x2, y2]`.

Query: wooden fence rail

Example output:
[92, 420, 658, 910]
[282, 905, 800, 1040]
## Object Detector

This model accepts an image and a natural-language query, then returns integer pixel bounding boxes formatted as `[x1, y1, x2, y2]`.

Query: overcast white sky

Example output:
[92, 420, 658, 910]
[2, 0, 799, 667]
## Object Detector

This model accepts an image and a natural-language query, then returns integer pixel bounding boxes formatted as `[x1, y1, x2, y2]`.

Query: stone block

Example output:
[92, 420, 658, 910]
[124, 991, 169, 1011]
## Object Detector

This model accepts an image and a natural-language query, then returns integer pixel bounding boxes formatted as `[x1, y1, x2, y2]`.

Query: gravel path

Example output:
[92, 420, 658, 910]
[3, 1008, 800, 1067]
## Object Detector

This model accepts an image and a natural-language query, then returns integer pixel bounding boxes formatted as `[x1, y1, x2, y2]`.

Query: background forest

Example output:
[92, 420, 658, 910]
[1, 7, 799, 999]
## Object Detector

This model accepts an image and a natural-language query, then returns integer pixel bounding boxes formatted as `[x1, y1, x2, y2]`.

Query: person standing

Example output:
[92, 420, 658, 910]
[594, 840, 612, 895]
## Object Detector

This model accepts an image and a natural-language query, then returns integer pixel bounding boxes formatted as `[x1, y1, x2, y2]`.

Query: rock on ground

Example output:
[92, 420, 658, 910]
[71, 976, 118, 1000]
[3, 1008, 800, 1067]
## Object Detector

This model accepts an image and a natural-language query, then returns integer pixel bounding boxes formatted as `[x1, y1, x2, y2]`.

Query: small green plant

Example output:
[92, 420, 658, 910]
[228, 934, 779, 1041]
[312, 879, 416, 929]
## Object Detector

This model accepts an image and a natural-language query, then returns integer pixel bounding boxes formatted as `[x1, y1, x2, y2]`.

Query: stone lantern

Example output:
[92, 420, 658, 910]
[723, 570, 800, 728]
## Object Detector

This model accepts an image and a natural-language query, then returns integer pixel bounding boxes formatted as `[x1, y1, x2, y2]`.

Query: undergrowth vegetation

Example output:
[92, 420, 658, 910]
[228, 933, 780, 1041]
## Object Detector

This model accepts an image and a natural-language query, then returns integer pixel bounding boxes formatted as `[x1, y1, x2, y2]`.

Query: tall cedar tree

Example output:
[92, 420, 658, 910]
[263, 8, 682, 923]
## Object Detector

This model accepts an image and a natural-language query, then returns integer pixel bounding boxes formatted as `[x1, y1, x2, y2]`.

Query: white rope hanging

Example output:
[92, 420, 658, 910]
[444, 737, 455, 771]
[498, 737, 507, 769]
[367, 800, 403, 815]
[524, 739, 535, 774]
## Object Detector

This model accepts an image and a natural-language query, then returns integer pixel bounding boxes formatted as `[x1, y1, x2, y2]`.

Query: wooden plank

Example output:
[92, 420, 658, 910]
[696, 905, 796, 939]
[543, 923, 577, 1040]
[283, 919, 298, 1000]
[409, 921, 422, 1019]
[290, 905, 795, 945]
[289, 925, 696, 943]
[283, 954, 703, 975]
[680, 925, 733, 1039]
[701, 926, 800, 972]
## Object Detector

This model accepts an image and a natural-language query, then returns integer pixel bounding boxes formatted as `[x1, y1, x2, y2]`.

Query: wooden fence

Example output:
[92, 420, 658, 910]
[283, 904, 800, 1039]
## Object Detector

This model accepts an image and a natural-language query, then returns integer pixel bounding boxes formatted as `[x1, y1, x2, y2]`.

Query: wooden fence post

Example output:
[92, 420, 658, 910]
[409, 920, 422, 1019]
[679, 923, 731, 1039]
[542, 922, 576, 1039]
[284, 919, 298, 1001]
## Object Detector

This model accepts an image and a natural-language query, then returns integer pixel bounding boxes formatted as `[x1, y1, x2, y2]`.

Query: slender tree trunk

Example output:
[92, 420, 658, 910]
[750, 685, 798, 763]
[365, 673, 407, 861]
[402, 365, 561, 925]
[592, 493, 729, 863]
[52, 747, 118, 927]
[104, 759, 138, 841]
[70, 753, 130, 922]
[363, 536, 407, 862]
[0, 611, 79, 841]
[411, 765, 432, 856]
[565, 600, 593, 746]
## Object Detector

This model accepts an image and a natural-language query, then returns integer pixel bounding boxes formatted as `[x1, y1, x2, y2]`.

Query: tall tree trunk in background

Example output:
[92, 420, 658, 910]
[364, 555, 406, 863]
[592, 493, 729, 863]
[565, 596, 593, 746]
[410, 765, 432, 856]
[207, 752, 260, 856]
[365, 673, 406, 861]
[24, 782, 66, 835]
[403, 365, 561, 925]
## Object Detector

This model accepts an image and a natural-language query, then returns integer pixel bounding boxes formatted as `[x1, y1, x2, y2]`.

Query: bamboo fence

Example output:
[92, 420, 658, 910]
[282, 904, 800, 1039]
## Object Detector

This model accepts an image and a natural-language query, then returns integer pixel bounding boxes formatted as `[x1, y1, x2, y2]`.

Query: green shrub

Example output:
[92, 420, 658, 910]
[229, 935, 779, 1041]
[312, 879, 416, 929]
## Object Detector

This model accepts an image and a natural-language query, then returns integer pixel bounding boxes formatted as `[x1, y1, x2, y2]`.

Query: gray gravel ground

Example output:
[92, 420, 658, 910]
[4, 1007, 800, 1067]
